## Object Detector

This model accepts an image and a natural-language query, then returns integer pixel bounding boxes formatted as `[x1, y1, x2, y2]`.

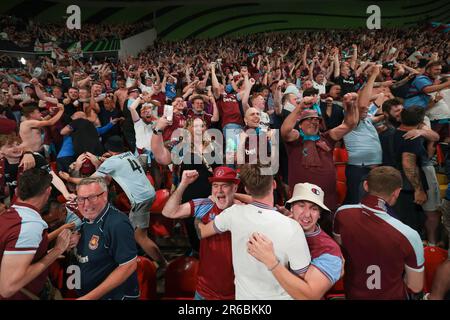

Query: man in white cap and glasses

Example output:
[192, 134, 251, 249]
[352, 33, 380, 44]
[247, 182, 344, 300]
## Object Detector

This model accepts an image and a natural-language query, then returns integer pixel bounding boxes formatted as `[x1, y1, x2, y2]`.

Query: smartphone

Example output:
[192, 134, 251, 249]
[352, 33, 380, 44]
[163, 104, 173, 122]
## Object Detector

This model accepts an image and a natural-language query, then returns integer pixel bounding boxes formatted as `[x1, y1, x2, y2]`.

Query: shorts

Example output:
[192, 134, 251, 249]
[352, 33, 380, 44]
[129, 197, 154, 229]
[422, 165, 440, 212]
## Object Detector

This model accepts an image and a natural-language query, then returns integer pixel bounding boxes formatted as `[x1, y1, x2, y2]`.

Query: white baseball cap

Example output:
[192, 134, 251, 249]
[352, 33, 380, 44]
[286, 183, 330, 212]
[232, 71, 240, 77]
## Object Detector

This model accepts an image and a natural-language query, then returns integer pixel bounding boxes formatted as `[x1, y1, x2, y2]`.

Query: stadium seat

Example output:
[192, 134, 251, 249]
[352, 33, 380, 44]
[48, 260, 64, 290]
[146, 173, 155, 186]
[114, 192, 131, 213]
[163, 256, 199, 299]
[136, 256, 157, 300]
[150, 189, 170, 214]
[423, 246, 448, 293]
[333, 148, 348, 164]
[336, 164, 346, 183]
[436, 144, 444, 166]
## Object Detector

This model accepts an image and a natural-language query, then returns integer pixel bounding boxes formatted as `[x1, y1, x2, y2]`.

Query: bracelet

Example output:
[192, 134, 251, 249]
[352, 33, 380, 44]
[268, 259, 280, 272]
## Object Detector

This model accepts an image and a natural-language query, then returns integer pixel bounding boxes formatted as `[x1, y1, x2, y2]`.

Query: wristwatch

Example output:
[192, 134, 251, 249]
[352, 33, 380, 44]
[153, 128, 163, 135]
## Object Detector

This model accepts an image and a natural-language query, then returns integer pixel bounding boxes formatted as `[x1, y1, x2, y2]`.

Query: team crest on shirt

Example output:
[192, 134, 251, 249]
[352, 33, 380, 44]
[89, 235, 100, 250]
[311, 188, 320, 195]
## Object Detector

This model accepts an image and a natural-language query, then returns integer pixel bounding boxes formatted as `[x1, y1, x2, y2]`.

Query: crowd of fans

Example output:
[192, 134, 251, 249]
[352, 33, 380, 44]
[0, 24, 449, 300]
[0, 15, 153, 46]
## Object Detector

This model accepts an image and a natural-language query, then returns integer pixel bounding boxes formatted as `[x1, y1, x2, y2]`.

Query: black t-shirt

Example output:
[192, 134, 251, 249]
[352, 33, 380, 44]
[179, 152, 214, 203]
[69, 118, 103, 156]
[333, 71, 357, 95]
[379, 128, 428, 191]
[4, 153, 49, 195]
[320, 102, 344, 130]
[98, 102, 122, 140]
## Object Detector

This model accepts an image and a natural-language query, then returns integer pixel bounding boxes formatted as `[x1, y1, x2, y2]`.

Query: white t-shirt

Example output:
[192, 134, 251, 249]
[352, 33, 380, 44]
[139, 83, 154, 95]
[313, 80, 326, 95]
[213, 202, 311, 300]
[426, 90, 450, 121]
[134, 118, 154, 150]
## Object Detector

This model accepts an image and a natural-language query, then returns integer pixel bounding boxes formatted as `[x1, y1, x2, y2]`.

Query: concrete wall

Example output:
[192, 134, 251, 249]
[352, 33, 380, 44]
[119, 28, 157, 59]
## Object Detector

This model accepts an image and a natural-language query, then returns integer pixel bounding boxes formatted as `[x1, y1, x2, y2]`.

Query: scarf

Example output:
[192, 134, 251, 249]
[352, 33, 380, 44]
[298, 129, 331, 168]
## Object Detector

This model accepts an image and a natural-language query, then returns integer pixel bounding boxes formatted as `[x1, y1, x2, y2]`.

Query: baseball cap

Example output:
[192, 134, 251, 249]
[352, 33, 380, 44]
[298, 109, 321, 123]
[80, 159, 96, 175]
[286, 183, 330, 211]
[232, 71, 240, 77]
[104, 136, 126, 153]
[208, 166, 240, 184]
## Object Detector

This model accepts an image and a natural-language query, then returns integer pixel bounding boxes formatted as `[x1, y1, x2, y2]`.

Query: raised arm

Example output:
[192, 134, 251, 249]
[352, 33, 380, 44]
[31, 78, 58, 104]
[210, 62, 221, 99]
[151, 117, 172, 165]
[162, 170, 199, 219]
[329, 93, 359, 141]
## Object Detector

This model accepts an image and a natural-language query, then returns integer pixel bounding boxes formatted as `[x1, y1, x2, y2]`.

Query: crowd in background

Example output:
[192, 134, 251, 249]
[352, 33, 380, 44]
[0, 23, 450, 300]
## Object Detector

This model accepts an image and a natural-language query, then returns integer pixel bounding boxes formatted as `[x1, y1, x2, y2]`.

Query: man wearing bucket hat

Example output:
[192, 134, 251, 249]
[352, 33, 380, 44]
[246, 182, 344, 299]
[162, 166, 239, 300]
[281, 93, 359, 213]
[195, 164, 311, 300]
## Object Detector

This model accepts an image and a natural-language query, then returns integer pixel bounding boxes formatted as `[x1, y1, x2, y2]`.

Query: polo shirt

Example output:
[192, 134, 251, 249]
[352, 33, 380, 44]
[213, 201, 311, 300]
[333, 194, 424, 300]
[0, 203, 49, 300]
[75, 203, 139, 300]
[189, 198, 234, 300]
[343, 118, 382, 166]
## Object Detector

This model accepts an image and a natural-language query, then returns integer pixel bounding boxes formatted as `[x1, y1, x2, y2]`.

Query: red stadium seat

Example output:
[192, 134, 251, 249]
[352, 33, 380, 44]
[150, 189, 170, 214]
[136, 256, 157, 300]
[336, 164, 346, 183]
[423, 246, 448, 293]
[333, 148, 348, 164]
[48, 260, 64, 290]
[114, 192, 131, 213]
[163, 256, 199, 299]
[436, 144, 445, 166]
[146, 173, 155, 186]
[336, 181, 347, 206]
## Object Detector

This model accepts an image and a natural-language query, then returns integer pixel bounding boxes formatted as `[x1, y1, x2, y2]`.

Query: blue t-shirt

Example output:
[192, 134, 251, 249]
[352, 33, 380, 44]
[404, 75, 433, 109]
[165, 83, 177, 100]
[75, 204, 139, 300]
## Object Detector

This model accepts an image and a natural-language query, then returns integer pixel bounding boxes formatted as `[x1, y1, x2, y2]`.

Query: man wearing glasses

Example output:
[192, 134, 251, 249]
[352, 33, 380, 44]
[69, 177, 139, 300]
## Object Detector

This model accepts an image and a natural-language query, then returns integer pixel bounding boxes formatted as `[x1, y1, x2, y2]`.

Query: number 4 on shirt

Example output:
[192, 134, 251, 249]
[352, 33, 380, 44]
[127, 159, 143, 173]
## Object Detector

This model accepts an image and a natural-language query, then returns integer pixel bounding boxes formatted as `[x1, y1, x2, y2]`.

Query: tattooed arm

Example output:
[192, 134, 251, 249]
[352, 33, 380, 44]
[402, 152, 427, 205]
[194, 219, 217, 239]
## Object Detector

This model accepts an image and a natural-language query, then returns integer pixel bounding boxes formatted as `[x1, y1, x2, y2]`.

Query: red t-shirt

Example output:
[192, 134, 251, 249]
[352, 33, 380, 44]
[0, 118, 16, 134]
[162, 112, 186, 142]
[152, 92, 167, 116]
[189, 198, 234, 300]
[186, 109, 213, 129]
[217, 93, 243, 128]
[333, 194, 425, 300]
[285, 131, 337, 211]
[0, 202, 49, 300]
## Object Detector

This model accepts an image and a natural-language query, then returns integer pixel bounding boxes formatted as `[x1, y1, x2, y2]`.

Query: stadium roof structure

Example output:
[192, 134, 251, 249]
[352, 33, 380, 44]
[0, 0, 448, 40]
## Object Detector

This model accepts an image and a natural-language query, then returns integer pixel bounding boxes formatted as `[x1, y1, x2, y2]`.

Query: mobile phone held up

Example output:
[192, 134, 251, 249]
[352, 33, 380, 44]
[163, 104, 173, 122]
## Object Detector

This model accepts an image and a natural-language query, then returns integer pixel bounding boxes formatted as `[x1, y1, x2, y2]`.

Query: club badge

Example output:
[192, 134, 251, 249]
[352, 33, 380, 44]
[89, 235, 100, 250]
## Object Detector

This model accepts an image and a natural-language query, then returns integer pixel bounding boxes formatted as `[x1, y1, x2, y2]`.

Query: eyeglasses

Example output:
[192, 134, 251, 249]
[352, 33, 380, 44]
[76, 191, 105, 204]
[304, 117, 320, 123]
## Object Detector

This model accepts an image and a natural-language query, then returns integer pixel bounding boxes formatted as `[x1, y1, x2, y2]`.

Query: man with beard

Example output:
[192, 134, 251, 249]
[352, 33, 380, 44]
[162, 167, 239, 300]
